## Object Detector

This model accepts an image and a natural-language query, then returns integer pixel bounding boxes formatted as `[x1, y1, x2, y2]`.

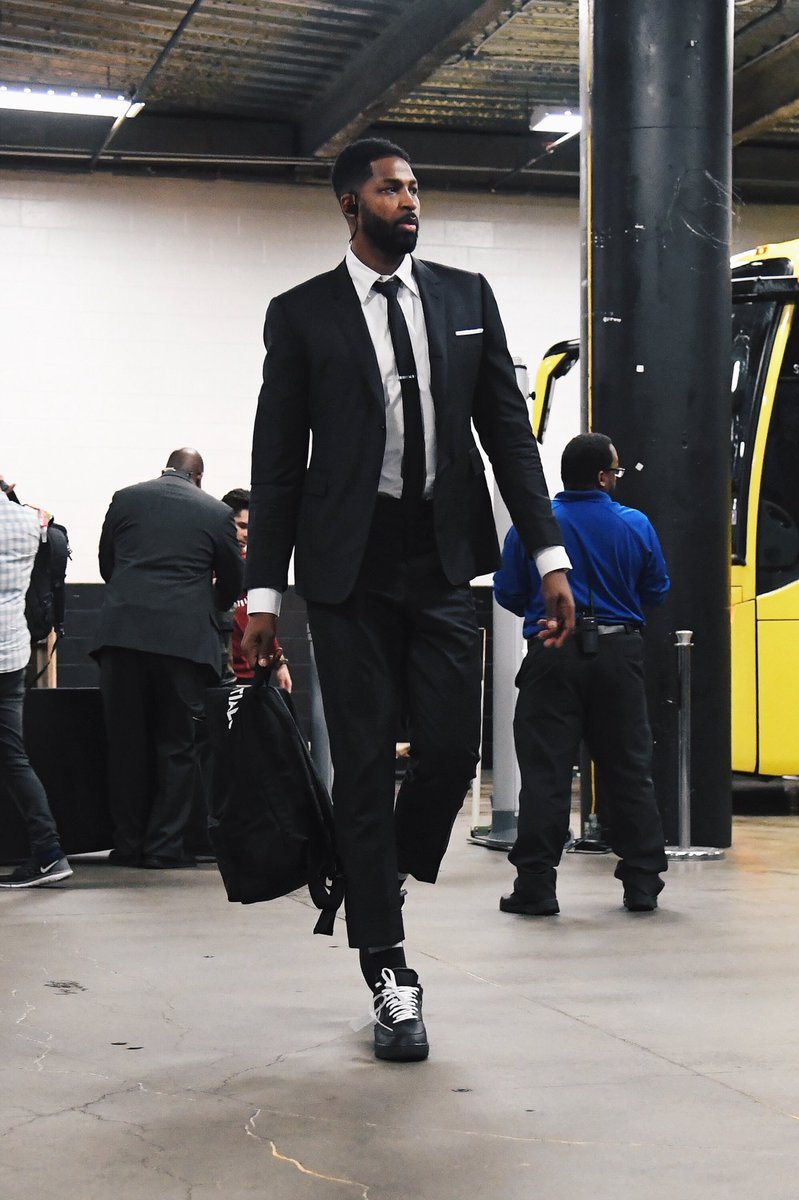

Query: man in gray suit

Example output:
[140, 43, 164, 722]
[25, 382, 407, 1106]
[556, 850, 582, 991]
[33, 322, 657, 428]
[93, 448, 242, 868]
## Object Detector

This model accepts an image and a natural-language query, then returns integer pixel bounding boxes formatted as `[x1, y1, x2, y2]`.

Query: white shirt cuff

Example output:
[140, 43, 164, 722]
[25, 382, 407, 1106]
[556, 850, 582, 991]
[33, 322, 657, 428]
[246, 587, 282, 616]
[533, 545, 571, 577]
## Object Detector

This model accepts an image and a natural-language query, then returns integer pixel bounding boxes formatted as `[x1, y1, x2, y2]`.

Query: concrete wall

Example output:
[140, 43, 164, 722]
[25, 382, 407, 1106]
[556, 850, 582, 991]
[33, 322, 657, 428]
[1, 167, 797, 582]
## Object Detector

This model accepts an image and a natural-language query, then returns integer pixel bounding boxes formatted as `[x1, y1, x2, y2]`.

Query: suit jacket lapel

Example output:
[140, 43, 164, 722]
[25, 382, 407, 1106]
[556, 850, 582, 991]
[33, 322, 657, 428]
[330, 261, 384, 418]
[413, 258, 450, 461]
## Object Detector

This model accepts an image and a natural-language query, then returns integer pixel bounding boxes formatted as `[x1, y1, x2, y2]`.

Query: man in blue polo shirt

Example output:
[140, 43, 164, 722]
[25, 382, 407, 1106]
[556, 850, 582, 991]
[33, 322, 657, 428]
[494, 432, 670, 915]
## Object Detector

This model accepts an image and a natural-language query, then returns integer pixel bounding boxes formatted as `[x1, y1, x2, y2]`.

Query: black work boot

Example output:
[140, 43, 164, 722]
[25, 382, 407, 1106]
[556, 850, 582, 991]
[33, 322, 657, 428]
[499, 872, 559, 916]
[499, 891, 559, 916]
[622, 873, 664, 912]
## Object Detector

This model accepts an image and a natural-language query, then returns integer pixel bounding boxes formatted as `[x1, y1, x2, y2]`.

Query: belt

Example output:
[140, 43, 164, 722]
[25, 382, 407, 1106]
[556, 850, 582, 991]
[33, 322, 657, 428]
[597, 623, 641, 635]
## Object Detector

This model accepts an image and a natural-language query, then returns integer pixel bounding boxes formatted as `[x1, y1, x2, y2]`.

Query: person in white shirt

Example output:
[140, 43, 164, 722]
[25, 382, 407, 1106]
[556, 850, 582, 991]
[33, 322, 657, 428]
[0, 478, 71, 888]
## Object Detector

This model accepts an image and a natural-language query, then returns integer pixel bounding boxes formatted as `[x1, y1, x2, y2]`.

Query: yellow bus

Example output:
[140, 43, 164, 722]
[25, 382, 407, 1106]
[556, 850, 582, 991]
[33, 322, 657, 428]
[532, 237, 799, 777]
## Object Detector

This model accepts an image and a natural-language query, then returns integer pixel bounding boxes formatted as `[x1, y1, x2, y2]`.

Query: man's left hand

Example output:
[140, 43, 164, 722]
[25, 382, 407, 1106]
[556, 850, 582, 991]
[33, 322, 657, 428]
[537, 569, 575, 648]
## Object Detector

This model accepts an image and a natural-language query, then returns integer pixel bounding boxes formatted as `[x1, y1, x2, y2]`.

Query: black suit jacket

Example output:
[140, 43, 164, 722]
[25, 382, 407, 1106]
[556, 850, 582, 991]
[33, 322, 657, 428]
[93, 473, 243, 674]
[246, 258, 562, 604]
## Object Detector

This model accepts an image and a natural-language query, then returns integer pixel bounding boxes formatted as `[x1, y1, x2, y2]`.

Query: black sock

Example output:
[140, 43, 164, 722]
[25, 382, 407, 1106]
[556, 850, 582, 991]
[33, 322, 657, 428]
[358, 945, 407, 990]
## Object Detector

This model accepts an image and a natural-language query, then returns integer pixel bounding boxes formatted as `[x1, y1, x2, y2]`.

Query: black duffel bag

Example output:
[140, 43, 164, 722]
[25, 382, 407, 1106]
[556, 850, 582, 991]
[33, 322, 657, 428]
[210, 666, 344, 934]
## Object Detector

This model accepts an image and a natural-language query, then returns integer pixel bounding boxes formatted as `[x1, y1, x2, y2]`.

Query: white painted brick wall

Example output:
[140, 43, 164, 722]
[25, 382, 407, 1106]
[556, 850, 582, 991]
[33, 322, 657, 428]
[0, 167, 796, 582]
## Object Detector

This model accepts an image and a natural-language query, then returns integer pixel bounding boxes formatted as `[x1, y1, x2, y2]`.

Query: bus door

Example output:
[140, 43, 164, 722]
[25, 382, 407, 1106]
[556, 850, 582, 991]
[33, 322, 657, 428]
[752, 302, 799, 774]
[731, 256, 799, 774]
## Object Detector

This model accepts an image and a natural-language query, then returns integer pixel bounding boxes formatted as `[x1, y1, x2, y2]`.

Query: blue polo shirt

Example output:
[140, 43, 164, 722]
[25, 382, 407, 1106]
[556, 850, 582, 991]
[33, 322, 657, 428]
[494, 489, 670, 638]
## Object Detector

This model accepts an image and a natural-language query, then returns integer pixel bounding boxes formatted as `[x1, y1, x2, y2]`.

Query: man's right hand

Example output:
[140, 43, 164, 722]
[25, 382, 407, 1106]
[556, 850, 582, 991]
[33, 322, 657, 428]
[538, 569, 575, 648]
[241, 612, 279, 669]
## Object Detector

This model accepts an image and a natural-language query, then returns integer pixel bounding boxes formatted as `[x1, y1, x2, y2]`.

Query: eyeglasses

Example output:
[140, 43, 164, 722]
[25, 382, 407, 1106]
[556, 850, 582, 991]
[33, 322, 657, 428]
[607, 467, 625, 478]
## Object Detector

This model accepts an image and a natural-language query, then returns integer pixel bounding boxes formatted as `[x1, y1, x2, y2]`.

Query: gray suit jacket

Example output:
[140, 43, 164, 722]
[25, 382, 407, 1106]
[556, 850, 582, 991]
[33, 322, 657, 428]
[246, 258, 563, 604]
[93, 473, 242, 674]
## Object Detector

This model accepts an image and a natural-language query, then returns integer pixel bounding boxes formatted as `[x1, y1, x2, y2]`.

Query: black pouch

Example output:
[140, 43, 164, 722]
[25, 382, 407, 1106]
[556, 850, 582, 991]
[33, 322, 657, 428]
[577, 614, 598, 656]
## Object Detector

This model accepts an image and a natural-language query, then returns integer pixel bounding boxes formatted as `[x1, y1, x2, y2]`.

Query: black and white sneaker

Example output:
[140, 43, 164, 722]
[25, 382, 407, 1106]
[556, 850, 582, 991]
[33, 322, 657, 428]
[373, 967, 429, 1062]
[0, 855, 72, 888]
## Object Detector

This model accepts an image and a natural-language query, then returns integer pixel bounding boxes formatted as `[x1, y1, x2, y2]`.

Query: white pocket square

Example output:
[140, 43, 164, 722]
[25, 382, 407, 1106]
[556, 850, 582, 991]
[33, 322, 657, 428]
[455, 327, 483, 336]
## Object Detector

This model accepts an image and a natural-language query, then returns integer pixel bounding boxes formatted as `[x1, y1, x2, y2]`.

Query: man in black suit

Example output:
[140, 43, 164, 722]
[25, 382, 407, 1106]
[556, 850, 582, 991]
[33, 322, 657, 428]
[94, 448, 242, 869]
[243, 139, 574, 1062]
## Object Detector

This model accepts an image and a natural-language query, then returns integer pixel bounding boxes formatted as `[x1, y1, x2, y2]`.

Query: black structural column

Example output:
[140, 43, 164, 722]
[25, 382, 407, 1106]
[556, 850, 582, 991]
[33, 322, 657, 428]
[579, 0, 733, 846]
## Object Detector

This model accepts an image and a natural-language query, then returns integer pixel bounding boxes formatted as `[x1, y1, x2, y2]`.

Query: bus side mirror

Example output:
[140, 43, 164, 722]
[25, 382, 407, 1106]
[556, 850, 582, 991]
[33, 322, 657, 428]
[532, 340, 579, 442]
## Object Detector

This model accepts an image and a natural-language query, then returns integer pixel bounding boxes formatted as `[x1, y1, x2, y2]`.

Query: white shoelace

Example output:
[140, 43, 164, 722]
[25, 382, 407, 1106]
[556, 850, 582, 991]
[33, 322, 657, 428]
[372, 967, 420, 1030]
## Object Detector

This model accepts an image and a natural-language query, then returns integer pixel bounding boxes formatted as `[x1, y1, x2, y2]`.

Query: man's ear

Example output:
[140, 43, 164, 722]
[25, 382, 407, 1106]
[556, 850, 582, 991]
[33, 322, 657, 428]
[341, 193, 359, 218]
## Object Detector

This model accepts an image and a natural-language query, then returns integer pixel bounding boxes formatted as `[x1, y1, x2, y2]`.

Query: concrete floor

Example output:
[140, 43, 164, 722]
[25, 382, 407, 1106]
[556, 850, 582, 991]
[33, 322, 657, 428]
[2, 809, 799, 1200]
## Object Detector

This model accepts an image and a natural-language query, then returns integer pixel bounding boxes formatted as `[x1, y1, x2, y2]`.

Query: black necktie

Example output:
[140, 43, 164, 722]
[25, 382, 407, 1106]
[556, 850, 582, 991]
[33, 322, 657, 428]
[373, 277, 426, 502]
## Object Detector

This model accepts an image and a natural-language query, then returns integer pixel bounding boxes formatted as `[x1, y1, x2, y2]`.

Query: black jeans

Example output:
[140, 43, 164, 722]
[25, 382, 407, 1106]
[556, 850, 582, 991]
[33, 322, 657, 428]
[510, 633, 667, 899]
[307, 499, 483, 948]
[0, 667, 60, 857]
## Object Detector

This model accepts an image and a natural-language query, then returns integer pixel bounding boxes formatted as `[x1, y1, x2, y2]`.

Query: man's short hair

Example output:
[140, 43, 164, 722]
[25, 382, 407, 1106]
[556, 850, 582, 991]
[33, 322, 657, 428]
[561, 433, 614, 489]
[331, 138, 412, 199]
[221, 488, 250, 514]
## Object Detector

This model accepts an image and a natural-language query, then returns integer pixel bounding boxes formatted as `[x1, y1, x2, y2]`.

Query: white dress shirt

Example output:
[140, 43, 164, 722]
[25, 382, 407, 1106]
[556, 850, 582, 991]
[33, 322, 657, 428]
[345, 247, 437, 500]
[249, 250, 568, 615]
[0, 493, 40, 673]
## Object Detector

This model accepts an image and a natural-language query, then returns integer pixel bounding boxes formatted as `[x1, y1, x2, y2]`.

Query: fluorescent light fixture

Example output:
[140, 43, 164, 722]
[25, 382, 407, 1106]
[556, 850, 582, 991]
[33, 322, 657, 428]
[529, 108, 582, 135]
[0, 85, 144, 119]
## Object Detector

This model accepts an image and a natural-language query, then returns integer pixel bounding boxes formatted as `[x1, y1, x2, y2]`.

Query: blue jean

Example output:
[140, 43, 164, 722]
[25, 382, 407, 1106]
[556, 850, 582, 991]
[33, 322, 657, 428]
[0, 667, 60, 857]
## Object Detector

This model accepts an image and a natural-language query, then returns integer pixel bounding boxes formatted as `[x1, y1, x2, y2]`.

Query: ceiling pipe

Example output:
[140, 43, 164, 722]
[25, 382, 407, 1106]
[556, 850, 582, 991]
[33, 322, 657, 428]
[490, 129, 579, 191]
[89, 0, 206, 170]
[734, 0, 787, 42]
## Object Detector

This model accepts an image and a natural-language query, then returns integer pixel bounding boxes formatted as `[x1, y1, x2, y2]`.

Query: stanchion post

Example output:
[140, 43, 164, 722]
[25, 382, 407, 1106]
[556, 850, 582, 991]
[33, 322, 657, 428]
[666, 629, 724, 861]
[676, 630, 692, 850]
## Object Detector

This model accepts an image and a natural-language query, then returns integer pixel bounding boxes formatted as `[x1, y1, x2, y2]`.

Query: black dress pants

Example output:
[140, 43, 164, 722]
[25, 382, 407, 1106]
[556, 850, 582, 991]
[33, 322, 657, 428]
[98, 648, 208, 861]
[306, 499, 483, 948]
[510, 632, 667, 899]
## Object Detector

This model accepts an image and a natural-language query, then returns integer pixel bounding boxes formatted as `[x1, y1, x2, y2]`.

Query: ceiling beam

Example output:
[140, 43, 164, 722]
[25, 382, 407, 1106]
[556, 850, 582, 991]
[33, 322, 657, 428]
[111, 113, 296, 160]
[297, 0, 522, 159]
[733, 142, 799, 197]
[733, 29, 799, 144]
[367, 125, 574, 175]
[0, 111, 294, 163]
[4, 115, 799, 203]
[4, 115, 545, 169]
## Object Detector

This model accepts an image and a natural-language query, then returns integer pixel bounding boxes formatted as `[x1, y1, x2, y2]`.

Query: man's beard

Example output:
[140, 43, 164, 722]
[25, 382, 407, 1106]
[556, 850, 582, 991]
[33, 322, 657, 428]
[359, 206, 418, 256]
